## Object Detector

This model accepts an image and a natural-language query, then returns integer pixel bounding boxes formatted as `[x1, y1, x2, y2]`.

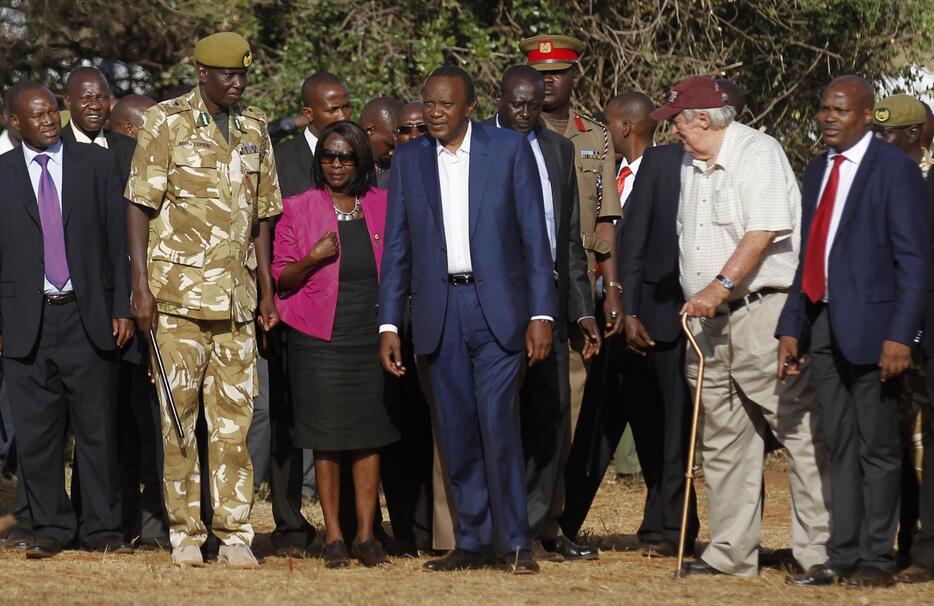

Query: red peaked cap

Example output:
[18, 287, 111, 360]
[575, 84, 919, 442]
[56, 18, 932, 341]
[650, 76, 726, 121]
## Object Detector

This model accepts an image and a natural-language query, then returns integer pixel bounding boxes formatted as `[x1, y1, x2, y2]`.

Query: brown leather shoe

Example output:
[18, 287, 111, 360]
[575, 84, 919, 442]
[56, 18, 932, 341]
[895, 564, 934, 584]
[423, 549, 488, 572]
[640, 539, 680, 558]
[531, 540, 564, 562]
[1, 527, 34, 550]
[846, 566, 896, 588]
[503, 550, 539, 575]
[25, 537, 63, 559]
[352, 538, 390, 568]
[323, 540, 350, 569]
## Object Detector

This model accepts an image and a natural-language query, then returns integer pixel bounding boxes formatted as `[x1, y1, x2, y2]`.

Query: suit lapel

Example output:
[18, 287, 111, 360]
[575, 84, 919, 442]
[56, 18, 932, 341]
[61, 140, 84, 226]
[6, 151, 40, 226]
[537, 131, 563, 230]
[418, 138, 445, 240]
[467, 121, 491, 239]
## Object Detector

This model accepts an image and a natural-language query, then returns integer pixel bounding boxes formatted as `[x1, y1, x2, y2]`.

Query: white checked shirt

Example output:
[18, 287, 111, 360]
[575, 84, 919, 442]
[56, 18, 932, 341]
[678, 121, 801, 299]
[22, 140, 73, 294]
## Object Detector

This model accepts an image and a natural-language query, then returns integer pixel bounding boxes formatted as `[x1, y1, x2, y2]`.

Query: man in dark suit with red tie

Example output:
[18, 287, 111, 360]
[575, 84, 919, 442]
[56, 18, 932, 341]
[0, 82, 133, 558]
[777, 76, 929, 587]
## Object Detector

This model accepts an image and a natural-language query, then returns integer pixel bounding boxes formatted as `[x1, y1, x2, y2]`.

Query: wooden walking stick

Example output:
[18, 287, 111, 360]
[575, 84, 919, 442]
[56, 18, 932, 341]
[675, 313, 704, 580]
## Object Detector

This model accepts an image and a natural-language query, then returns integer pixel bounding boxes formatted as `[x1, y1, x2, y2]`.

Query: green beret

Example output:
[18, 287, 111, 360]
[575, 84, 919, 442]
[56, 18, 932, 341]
[193, 32, 253, 69]
[873, 94, 925, 127]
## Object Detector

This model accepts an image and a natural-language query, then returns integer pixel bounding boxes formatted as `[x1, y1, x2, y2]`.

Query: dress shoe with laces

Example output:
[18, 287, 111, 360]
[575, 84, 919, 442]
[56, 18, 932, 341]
[545, 535, 598, 561]
[352, 538, 390, 568]
[423, 548, 488, 572]
[896, 564, 934, 584]
[846, 566, 896, 588]
[24, 537, 63, 559]
[789, 564, 849, 587]
[681, 558, 727, 576]
[323, 540, 350, 569]
[502, 550, 540, 575]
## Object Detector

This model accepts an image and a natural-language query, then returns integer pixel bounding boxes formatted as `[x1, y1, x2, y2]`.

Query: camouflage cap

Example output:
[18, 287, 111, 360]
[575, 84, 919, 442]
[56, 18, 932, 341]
[193, 32, 253, 69]
[520, 34, 585, 72]
[874, 94, 926, 127]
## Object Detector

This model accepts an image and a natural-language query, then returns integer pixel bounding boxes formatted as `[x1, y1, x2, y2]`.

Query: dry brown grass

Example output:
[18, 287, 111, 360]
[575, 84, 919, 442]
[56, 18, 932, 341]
[1, 466, 933, 605]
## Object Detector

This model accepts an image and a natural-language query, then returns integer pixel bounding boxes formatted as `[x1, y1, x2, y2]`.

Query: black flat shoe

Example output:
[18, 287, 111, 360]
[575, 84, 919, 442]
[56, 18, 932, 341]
[25, 537, 63, 559]
[323, 540, 350, 569]
[846, 566, 895, 588]
[789, 564, 849, 587]
[681, 559, 727, 576]
[502, 550, 539, 575]
[92, 537, 135, 554]
[352, 538, 390, 568]
[423, 548, 488, 572]
[544, 535, 598, 561]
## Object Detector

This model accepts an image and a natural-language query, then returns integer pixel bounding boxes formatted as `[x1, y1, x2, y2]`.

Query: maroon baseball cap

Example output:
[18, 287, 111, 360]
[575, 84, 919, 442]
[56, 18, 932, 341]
[650, 76, 726, 120]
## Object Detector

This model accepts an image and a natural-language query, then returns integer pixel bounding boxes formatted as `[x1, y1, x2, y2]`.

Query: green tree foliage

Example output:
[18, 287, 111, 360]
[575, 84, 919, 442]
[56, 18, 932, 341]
[1, 0, 931, 168]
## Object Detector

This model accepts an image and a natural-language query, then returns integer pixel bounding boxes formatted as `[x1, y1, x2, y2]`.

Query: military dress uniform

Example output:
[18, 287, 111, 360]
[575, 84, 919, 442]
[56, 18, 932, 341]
[125, 39, 281, 551]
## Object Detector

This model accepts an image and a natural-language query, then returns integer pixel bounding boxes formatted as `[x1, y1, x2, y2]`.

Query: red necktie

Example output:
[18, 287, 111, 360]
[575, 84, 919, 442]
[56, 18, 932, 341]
[802, 154, 846, 303]
[616, 165, 632, 198]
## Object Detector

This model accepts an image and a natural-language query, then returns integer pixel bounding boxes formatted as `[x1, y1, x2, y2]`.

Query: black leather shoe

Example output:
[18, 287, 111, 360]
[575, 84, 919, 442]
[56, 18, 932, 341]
[896, 564, 934, 584]
[789, 564, 848, 587]
[352, 538, 390, 568]
[92, 538, 135, 554]
[323, 540, 350, 569]
[545, 535, 599, 561]
[502, 550, 540, 575]
[423, 548, 488, 572]
[25, 537, 63, 559]
[275, 545, 309, 559]
[681, 559, 727, 576]
[1, 528, 34, 550]
[846, 566, 896, 588]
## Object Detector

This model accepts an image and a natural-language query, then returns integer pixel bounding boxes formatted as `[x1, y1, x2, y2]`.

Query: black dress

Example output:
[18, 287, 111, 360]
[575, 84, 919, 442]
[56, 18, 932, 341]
[288, 216, 400, 451]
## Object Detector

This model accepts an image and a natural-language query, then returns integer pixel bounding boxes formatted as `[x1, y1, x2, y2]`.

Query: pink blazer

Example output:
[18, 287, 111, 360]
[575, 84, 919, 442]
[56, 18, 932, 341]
[272, 187, 387, 341]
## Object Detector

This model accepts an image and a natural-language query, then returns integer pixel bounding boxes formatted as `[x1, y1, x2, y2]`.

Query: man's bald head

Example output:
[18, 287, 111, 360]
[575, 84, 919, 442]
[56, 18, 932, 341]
[715, 78, 746, 118]
[300, 72, 351, 135]
[500, 65, 544, 95]
[818, 75, 875, 151]
[65, 66, 110, 98]
[64, 66, 112, 135]
[605, 91, 657, 158]
[497, 65, 545, 135]
[110, 94, 156, 139]
[361, 96, 403, 163]
[7, 81, 61, 150]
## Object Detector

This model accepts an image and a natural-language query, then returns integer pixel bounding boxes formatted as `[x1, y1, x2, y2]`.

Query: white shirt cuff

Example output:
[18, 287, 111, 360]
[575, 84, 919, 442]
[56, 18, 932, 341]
[379, 324, 399, 334]
[577, 315, 596, 324]
[530, 315, 554, 322]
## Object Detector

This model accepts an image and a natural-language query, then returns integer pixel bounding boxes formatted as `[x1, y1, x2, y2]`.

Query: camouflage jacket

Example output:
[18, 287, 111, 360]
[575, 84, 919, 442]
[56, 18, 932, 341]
[125, 86, 282, 322]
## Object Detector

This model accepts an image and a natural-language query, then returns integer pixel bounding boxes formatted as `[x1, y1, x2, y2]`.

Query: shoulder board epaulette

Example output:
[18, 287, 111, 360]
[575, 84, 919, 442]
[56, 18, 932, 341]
[573, 110, 607, 133]
[239, 105, 267, 122]
[161, 96, 191, 116]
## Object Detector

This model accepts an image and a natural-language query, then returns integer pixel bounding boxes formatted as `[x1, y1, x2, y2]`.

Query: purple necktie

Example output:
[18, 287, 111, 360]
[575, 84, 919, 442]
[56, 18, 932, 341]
[34, 154, 70, 290]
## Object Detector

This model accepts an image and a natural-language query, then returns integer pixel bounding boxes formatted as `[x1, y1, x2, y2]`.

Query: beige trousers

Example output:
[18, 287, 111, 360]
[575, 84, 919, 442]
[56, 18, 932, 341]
[685, 292, 831, 576]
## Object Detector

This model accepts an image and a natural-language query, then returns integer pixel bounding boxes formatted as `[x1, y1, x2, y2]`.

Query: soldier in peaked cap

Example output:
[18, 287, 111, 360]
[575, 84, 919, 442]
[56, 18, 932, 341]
[125, 31, 282, 568]
[519, 33, 621, 563]
[873, 94, 933, 177]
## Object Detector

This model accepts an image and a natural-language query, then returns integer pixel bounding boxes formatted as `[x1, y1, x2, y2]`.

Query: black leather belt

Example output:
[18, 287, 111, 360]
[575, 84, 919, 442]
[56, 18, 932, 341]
[723, 287, 784, 314]
[448, 273, 475, 285]
[45, 292, 76, 305]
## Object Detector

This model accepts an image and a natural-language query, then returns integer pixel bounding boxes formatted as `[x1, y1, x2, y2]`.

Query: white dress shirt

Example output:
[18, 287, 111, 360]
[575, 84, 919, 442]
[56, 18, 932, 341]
[0, 130, 17, 155]
[23, 140, 73, 294]
[617, 154, 644, 209]
[817, 131, 873, 299]
[70, 120, 108, 148]
[304, 127, 319, 156]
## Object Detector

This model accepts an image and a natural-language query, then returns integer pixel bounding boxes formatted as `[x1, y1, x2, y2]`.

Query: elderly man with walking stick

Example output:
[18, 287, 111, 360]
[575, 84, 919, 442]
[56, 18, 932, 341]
[653, 76, 831, 578]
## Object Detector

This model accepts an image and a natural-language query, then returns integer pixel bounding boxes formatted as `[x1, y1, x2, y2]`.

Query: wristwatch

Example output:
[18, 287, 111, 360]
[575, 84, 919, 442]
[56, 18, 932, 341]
[715, 274, 735, 291]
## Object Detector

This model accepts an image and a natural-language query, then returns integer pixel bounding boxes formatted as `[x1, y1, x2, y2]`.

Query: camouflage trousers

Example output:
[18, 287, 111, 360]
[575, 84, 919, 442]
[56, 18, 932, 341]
[152, 314, 257, 548]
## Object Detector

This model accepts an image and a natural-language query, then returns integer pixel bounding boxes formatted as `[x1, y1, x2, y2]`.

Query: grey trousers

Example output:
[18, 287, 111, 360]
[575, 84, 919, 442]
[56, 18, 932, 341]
[686, 292, 831, 576]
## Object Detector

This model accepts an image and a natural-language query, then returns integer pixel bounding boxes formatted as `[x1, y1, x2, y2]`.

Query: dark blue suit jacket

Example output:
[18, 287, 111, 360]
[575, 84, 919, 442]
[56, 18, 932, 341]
[776, 137, 928, 365]
[378, 120, 557, 355]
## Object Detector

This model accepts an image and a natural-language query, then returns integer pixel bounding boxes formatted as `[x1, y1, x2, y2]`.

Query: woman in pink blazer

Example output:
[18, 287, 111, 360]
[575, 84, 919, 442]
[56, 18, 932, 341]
[272, 121, 397, 569]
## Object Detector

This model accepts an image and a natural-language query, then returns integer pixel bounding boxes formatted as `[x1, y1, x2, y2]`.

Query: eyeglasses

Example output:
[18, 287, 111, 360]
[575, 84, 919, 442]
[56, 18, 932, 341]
[396, 123, 428, 135]
[320, 149, 357, 166]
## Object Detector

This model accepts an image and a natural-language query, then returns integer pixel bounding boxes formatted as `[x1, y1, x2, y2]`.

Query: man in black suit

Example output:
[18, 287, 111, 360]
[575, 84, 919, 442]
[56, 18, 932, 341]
[360, 96, 402, 189]
[0, 82, 133, 558]
[61, 67, 136, 182]
[484, 65, 600, 562]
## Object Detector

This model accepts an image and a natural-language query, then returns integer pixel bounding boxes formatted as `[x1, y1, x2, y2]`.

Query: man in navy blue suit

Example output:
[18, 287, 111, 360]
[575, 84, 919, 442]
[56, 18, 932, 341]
[378, 65, 557, 574]
[777, 76, 929, 588]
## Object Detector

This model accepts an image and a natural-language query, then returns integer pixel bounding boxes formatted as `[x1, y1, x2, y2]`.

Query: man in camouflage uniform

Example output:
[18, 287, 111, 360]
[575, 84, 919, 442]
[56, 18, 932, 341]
[125, 32, 281, 568]
[519, 34, 623, 561]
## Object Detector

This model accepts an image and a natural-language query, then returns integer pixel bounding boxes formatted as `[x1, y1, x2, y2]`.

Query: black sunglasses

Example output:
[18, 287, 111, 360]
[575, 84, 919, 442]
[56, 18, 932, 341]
[320, 149, 357, 166]
[396, 123, 428, 135]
